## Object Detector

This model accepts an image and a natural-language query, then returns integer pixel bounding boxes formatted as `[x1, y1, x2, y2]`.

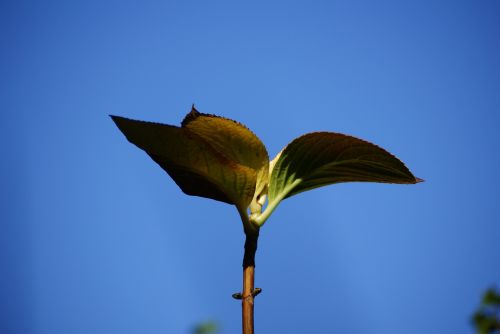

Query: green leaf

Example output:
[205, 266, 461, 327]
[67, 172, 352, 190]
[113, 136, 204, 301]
[253, 132, 421, 226]
[111, 107, 269, 214]
[182, 108, 269, 214]
[193, 321, 219, 334]
[482, 288, 500, 306]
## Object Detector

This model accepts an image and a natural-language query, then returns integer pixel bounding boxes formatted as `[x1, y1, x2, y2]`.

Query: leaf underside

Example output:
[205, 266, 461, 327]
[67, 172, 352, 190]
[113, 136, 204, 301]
[268, 132, 421, 202]
[111, 107, 269, 210]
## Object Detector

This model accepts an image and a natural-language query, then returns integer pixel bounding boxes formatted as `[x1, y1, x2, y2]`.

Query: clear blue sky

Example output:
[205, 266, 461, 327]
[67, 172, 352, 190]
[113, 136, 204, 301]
[2, 1, 500, 333]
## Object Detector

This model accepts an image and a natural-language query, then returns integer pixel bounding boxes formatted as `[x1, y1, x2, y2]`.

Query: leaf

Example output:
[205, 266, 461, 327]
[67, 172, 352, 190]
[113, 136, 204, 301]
[193, 321, 219, 334]
[111, 106, 269, 212]
[268, 132, 422, 204]
[182, 108, 269, 214]
[482, 288, 500, 306]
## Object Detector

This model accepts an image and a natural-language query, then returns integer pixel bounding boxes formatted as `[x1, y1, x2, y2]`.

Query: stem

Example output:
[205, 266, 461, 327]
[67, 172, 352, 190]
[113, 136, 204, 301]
[242, 229, 259, 334]
[252, 179, 302, 227]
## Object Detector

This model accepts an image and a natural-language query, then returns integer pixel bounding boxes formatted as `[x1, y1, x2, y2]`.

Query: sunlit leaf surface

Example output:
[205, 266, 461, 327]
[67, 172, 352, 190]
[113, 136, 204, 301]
[182, 109, 269, 213]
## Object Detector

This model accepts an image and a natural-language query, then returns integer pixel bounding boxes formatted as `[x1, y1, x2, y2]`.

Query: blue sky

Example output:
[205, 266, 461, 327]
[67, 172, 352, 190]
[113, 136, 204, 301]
[1, 1, 500, 333]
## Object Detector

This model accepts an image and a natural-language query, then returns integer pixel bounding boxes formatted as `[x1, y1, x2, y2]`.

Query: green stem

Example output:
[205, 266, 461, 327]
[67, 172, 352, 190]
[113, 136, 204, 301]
[251, 179, 302, 227]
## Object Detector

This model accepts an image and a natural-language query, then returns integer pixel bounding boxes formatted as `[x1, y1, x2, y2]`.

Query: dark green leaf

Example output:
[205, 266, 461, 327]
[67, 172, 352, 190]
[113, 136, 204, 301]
[268, 132, 422, 203]
[483, 288, 500, 306]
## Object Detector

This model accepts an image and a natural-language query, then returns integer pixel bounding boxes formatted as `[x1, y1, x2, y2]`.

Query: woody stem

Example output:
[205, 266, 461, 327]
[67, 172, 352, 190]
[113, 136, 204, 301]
[242, 229, 259, 334]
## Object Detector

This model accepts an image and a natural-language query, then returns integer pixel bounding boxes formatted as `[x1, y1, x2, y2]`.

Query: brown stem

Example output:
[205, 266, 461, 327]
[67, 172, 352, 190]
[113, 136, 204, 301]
[242, 230, 259, 334]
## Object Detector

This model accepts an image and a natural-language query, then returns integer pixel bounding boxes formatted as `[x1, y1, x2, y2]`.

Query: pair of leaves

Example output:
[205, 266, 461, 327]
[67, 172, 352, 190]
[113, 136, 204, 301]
[111, 106, 421, 228]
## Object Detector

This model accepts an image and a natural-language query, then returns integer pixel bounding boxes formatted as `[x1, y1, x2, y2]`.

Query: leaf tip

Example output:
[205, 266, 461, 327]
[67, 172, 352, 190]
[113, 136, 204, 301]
[110, 114, 126, 127]
[181, 104, 201, 126]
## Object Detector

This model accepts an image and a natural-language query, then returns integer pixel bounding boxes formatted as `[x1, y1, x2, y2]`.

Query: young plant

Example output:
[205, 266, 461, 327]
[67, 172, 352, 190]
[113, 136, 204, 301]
[111, 106, 422, 334]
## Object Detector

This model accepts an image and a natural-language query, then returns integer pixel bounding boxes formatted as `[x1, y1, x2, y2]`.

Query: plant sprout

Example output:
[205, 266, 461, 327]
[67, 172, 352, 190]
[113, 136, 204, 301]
[111, 106, 422, 334]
